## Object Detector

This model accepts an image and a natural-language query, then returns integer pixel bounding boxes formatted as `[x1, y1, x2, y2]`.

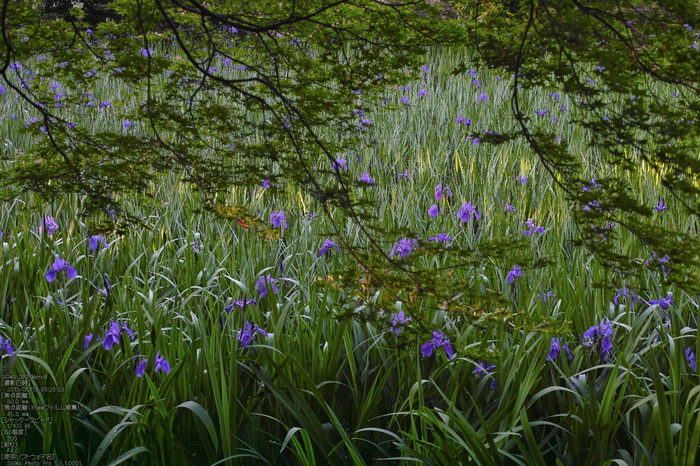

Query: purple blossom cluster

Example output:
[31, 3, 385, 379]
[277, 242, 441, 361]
[390, 310, 411, 335]
[45, 257, 77, 282]
[421, 332, 452, 359]
[40, 216, 59, 235]
[687, 348, 696, 372]
[547, 338, 572, 361]
[582, 318, 614, 357]
[225, 299, 257, 312]
[0, 336, 13, 356]
[523, 219, 545, 237]
[507, 265, 523, 284]
[238, 321, 268, 348]
[457, 202, 480, 222]
[473, 362, 497, 390]
[435, 183, 453, 201]
[428, 233, 452, 244]
[614, 288, 640, 308]
[648, 292, 673, 310]
[390, 238, 418, 259]
[89, 235, 109, 251]
[256, 275, 278, 298]
[319, 238, 340, 257]
[136, 351, 171, 378]
[270, 211, 287, 230]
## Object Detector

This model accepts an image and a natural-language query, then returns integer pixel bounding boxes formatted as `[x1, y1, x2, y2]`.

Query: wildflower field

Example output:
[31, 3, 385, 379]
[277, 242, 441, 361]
[1, 36, 699, 465]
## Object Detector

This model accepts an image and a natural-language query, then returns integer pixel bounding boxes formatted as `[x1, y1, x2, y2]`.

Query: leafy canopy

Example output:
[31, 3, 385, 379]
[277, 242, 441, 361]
[5, 0, 700, 344]
[464, 0, 700, 292]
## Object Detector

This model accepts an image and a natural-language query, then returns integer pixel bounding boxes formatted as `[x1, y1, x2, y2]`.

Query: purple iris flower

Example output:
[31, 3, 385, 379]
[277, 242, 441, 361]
[261, 179, 271, 189]
[519, 175, 527, 185]
[645, 252, 669, 269]
[135, 357, 147, 377]
[101, 322, 121, 350]
[548, 94, 560, 100]
[457, 202, 480, 222]
[503, 201, 515, 212]
[435, 184, 453, 201]
[428, 233, 452, 244]
[479, 93, 489, 103]
[89, 235, 109, 251]
[686, 347, 696, 372]
[84, 333, 93, 350]
[319, 238, 340, 257]
[547, 337, 572, 361]
[456, 116, 472, 127]
[613, 288, 639, 308]
[45, 257, 78, 282]
[583, 178, 601, 191]
[418, 89, 427, 98]
[648, 292, 673, 310]
[40, 216, 59, 235]
[583, 200, 601, 212]
[154, 350, 171, 374]
[270, 211, 287, 230]
[224, 299, 257, 312]
[123, 120, 132, 130]
[256, 275, 278, 298]
[122, 321, 135, 341]
[473, 362, 497, 390]
[473, 361, 495, 375]
[390, 238, 418, 259]
[507, 265, 523, 284]
[583, 318, 614, 355]
[0, 336, 13, 356]
[535, 110, 547, 116]
[333, 157, 348, 172]
[101, 321, 134, 350]
[583, 318, 612, 340]
[237, 321, 268, 348]
[421, 332, 453, 359]
[398, 169, 410, 181]
[523, 219, 545, 237]
[613, 288, 628, 305]
[359, 173, 375, 185]
[428, 204, 439, 218]
[390, 310, 411, 335]
[654, 197, 667, 212]
[99, 101, 113, 110]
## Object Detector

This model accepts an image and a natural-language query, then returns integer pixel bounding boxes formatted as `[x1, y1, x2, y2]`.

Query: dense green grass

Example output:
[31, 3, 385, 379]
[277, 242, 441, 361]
[0, 42, 698, 465]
